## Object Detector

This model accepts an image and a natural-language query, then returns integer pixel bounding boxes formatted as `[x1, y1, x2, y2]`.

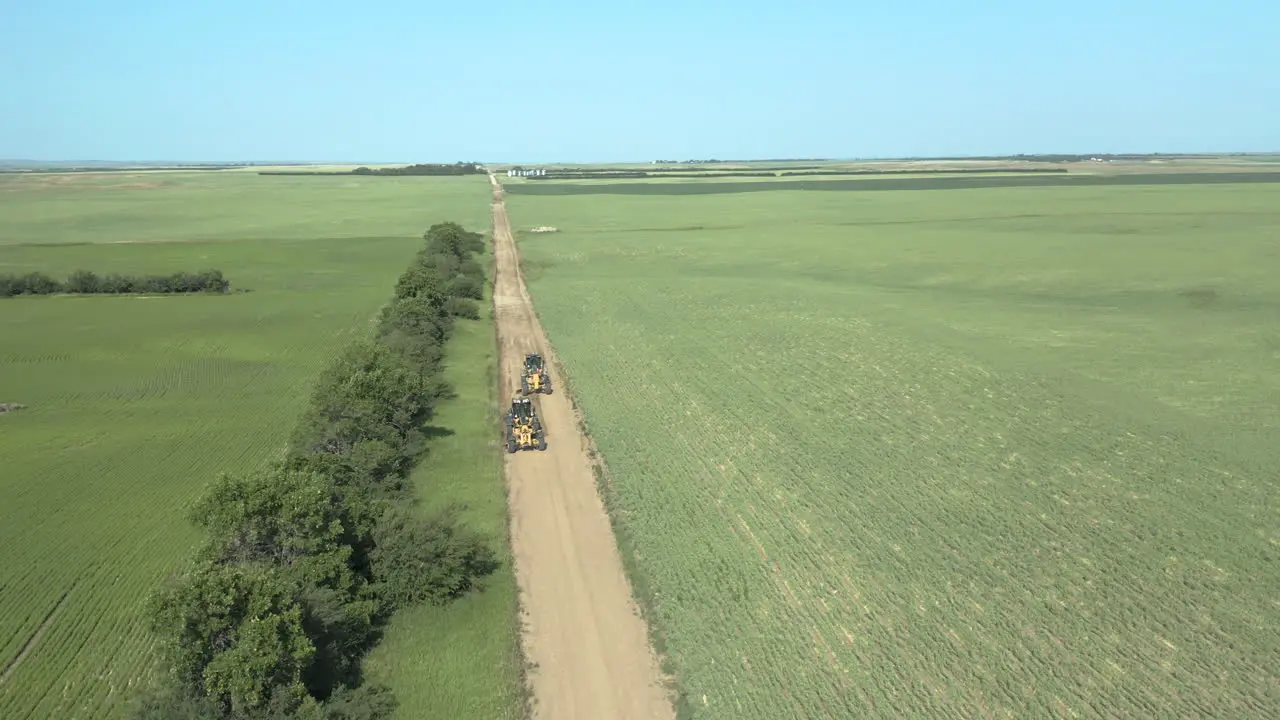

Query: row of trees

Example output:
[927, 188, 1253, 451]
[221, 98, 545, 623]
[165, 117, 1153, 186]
[0, 269, 230, 297]
[257, 163, 486, 177]
[132, 223, 495, 719]
[352, 163, 485, 176]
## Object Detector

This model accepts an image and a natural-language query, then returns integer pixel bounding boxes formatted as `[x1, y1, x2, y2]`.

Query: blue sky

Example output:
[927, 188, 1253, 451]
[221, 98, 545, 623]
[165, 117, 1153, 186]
[1, 0, 1277, 162]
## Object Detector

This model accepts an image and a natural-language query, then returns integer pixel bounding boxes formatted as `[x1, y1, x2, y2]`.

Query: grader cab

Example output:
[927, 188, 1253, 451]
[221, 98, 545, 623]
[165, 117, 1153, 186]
[520, 352, 553, 396]
[503, 396, 547, 453]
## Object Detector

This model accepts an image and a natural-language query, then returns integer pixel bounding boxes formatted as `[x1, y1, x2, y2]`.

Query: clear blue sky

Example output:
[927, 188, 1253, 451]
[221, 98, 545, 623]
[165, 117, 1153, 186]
[2, 0, 1277, 162]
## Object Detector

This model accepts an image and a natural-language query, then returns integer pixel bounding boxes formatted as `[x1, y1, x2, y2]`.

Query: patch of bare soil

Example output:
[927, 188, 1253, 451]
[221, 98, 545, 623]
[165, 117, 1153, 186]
[0, 403, 27, 414]
[490, 174, 676, 720]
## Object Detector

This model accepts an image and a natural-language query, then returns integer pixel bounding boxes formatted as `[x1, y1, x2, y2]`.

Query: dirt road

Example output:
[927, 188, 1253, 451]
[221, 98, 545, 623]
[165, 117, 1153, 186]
[488, 174, 676, 720]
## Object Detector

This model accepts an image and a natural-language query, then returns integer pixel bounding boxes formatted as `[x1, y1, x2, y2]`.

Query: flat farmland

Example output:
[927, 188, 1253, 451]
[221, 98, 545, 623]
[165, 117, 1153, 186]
[503, 170, 1280, 196]
[0, 171, 491, 719]
[504, 177, 1280, 718]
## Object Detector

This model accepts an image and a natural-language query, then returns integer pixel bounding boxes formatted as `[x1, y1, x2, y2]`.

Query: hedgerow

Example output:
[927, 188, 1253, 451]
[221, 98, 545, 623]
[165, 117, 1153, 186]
[132, 222, 497, 719]
[258, 162, 485, 177]
[0, 269, 230, 297]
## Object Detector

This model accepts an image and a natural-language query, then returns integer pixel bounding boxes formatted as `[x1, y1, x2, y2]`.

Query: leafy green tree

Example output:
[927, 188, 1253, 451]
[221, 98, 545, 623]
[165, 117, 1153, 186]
[196, 269, 230, 293]
[188, 466, 382, 692]
[287, 342, 437, 486]
[375, 296, 454, 374]
[423, 222, 485, 256]
[149, 563, 315, 717]
[392, 263, 446, 303]
[189, 467, 372, 584]
[65, 269, 102, 294]
[12, 272, 62, 294]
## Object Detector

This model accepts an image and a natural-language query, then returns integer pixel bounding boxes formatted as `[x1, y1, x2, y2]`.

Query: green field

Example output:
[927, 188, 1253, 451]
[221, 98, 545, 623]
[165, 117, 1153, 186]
[502, 170, 1280, 196]
[505, 178, 1280, 718]
[0, 171, 505, 719]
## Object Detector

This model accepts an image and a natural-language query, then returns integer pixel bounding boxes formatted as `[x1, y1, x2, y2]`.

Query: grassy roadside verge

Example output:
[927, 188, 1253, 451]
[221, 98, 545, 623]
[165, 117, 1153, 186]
[362, 271, 523, 719]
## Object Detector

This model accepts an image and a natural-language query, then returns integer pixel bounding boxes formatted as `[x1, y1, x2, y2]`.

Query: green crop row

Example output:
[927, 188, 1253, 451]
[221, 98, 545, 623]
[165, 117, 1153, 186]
[129, 223, 503, 719]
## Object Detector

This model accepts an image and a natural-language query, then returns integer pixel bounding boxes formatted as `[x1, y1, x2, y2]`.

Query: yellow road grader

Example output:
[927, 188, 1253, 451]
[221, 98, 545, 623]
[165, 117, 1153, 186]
[503, 395, 547, 453]
[520, 352, 553, 396]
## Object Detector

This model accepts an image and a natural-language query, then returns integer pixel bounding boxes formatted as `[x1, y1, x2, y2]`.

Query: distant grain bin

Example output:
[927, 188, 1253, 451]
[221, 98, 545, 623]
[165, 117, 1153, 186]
[506, 168, 546, 177]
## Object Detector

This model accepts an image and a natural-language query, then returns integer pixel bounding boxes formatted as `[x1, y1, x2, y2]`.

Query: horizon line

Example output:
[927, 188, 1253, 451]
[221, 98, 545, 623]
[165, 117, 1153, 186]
[3, 150, 1280, 168]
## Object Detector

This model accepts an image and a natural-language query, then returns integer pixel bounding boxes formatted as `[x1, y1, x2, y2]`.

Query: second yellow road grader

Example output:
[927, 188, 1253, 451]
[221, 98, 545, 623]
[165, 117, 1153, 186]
[520, 352, 553, 396]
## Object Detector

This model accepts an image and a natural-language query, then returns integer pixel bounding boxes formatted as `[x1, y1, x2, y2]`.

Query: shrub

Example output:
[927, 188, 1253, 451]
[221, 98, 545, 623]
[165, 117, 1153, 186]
[306, 684, 398, 719]
[457, 257, 484, 281]
[126, 683, 224, 720]
[370, 507, 500, 611]
[420, 250, 460, 279]
[444, 297, 480, 319]
[101, 273, 137, 293]
[446, 274, 484, 301]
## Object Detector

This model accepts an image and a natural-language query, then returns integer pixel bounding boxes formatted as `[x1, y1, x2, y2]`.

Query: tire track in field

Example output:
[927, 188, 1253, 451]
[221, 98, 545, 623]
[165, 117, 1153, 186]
[488, 174, 676, 720]
[0, 589, 71, 686]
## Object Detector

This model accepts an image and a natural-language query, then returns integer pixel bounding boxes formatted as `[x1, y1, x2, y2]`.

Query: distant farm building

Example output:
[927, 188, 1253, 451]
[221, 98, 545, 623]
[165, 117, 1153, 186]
[507, 168, 546, 177]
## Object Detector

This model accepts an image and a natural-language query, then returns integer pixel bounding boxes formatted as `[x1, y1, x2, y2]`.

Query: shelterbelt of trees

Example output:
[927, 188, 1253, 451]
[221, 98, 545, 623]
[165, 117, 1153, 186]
[131, 223, 498, 720]
[257, 163, 486, 177]
[0, 269, 230, 297]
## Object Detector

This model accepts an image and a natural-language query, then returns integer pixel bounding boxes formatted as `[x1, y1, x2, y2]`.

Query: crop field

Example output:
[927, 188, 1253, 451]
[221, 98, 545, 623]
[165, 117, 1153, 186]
[502, 170, 1280, 196]
[505, 177, 1280, 718]
[0, 171, 492, 719]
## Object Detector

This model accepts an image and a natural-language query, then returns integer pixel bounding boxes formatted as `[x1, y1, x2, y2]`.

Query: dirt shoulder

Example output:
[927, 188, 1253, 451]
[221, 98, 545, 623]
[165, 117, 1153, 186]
[489, 174, 676, 720]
